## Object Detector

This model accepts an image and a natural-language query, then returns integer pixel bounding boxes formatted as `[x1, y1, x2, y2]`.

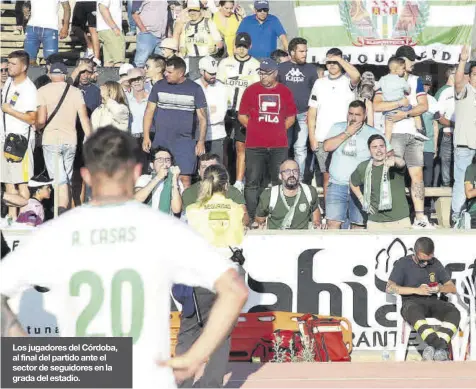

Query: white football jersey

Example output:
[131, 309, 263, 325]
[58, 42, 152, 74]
[0, 201, 234, 388]
[217, 56, 260, 110]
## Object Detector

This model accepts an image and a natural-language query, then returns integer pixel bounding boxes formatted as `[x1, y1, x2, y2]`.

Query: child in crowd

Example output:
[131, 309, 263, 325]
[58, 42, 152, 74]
[379, 57, 427, 142]
[17, 174, 53, 227]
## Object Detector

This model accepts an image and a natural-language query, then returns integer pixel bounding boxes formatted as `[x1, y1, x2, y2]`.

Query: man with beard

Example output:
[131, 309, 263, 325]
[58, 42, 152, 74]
[373, 45, 432, 229]
[195, 56, 228, 162]
[350, 134, 411, 231]
[143, 56, 207, 188]
[323, 100, 392, 230]
[254, 159, 322, 229]
[278, 37, 318, 180]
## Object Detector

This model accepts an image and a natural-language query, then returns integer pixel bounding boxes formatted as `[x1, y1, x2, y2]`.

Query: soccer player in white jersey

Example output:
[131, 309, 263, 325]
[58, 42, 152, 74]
[0, 126, 249, 388]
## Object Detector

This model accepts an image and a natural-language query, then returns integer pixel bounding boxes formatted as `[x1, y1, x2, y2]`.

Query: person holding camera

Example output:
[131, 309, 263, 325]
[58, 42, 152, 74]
[178, 163, 245, 388]
[134, 146, 183, 215]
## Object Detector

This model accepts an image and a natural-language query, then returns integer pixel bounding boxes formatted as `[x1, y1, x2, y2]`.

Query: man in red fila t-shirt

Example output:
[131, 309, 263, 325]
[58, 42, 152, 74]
[238, 58, 297, 221]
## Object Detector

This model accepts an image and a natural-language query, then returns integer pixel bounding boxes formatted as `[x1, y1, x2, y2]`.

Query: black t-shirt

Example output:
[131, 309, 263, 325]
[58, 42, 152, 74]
[277, 62, 318, 113]
[389, 255, 451, 300]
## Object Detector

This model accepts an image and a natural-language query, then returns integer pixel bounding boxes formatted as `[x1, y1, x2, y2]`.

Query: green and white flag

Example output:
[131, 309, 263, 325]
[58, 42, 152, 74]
[294, 0, 474, 64]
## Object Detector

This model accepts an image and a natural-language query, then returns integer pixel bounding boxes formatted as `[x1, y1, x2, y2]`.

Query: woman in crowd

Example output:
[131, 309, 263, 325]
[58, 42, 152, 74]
[16, 174, 53, 227]
[186, 164, 245, 249]
[91, 81, 130, 132]
[178, 163, 244, 388]
[213, 1, 245, 57]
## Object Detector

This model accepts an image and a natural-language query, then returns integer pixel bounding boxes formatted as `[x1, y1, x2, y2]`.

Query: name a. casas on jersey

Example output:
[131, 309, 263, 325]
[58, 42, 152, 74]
[71, 227, 136, 246]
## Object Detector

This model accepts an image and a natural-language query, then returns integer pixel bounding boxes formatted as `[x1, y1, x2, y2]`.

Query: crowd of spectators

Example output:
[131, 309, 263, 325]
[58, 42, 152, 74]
[1, 0, 476, 231]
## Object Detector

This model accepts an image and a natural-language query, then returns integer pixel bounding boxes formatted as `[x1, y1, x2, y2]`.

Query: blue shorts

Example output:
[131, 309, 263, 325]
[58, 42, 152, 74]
[325, 182, 366, 226]
[153, 138, 197, 175]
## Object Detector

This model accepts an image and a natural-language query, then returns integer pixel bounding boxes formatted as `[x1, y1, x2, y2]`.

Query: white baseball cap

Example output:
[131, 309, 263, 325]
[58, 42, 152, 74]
[199, 56, 218, 74]
[119, 63, 134, 77]
[160, 38, 179, 51]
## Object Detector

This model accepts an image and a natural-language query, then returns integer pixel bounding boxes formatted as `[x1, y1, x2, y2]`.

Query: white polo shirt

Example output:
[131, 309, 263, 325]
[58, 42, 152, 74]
[308, 74, 356, 142]
[0, 77, 38, 140]
[28, 0, 69, 31]
[195, 79, 228, 141]
[96, 0, 123, 32]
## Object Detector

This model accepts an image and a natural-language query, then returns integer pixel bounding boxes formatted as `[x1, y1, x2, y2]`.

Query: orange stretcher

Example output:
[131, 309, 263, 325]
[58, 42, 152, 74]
[170, 311, 353, 361]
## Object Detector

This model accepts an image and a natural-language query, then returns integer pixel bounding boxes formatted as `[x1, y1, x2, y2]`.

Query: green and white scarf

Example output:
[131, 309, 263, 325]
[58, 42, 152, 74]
[279, 185, 302, 230]
[363, 160, 392, 213]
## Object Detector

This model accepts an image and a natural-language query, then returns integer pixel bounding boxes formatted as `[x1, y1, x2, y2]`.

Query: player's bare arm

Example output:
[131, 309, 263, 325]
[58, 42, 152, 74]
[1, 295, 27, 337]
[161, 268, 248, 383]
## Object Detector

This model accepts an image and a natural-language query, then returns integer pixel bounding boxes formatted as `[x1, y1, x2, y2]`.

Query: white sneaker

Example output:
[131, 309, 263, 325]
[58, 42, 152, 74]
[233, 181, 244, 192]
[414, 132, 429, 141]
[413, 216, 435, 229]
[126, 31, 136, 36]
[86, 48, 94, 58]
[92, 57, 102, 67]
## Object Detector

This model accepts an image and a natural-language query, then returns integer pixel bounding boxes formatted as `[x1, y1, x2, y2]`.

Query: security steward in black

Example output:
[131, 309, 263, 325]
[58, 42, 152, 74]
[387, 237, 460, 361]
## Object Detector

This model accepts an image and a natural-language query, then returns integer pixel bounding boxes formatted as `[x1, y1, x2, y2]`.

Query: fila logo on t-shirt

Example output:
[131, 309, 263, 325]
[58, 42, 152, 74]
[285, 67, 304, 83]
[258, 94, 280, 123]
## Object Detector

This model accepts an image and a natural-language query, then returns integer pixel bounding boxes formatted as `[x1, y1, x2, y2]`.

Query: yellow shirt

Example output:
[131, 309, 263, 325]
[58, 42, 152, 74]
[186, 193, 244, 248]
[213, 12, 242, 57]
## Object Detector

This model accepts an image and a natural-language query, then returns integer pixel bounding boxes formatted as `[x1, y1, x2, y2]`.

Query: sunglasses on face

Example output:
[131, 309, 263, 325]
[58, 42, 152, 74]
[0, 69, 7, 73]
[257, 8, 269, 13]
[326, 61, 339, 66]
[129, 77, 144, 83]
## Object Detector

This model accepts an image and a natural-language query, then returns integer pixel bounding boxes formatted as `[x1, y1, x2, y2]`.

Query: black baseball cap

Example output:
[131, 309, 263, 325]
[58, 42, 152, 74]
[235, 32, 252, 48]
[49, 62, 68, 75]
[395, 45, 421, 61]
[421, 73, 433, 85]
[45, 53, 66, 65]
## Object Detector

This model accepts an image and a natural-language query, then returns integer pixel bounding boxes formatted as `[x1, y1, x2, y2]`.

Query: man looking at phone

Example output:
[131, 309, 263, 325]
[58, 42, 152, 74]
[386, 237, 459, 361]
[323, 100, 391, 229]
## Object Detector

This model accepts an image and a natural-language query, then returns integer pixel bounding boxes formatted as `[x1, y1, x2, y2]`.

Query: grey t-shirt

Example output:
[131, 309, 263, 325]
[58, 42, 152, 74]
[132, 0, 168, 38]
[389, 255, 451, 300]
[278, 62, 318, 113]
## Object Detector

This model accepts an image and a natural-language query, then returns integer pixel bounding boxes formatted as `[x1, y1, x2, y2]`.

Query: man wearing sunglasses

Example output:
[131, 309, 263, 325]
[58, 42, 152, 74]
[255, 159, 322, 230]
[236, 0, 287, 59]
[387, 237, 459, 361]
